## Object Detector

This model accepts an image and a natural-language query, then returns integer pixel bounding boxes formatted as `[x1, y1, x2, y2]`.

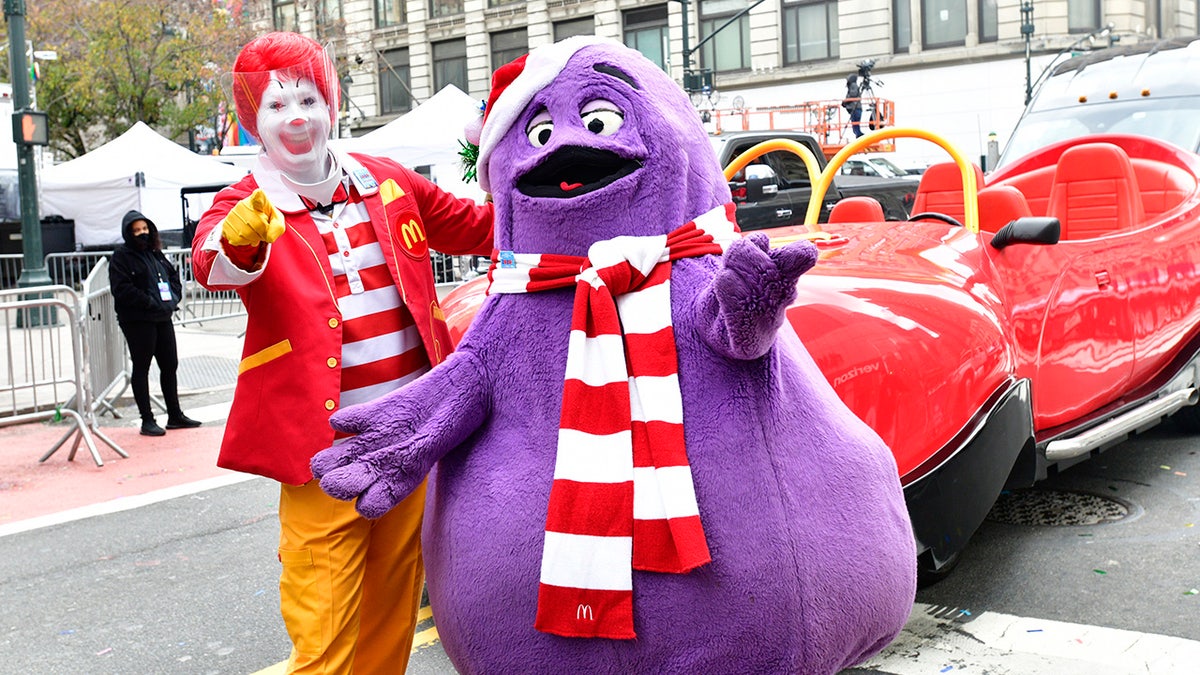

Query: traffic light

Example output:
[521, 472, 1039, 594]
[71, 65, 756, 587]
[13, 110, 49, 146]
[683, 69, 714, 94]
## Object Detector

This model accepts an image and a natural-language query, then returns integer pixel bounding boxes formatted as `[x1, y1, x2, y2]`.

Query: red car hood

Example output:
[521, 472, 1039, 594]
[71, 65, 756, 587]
[441, 219, 1013, 486]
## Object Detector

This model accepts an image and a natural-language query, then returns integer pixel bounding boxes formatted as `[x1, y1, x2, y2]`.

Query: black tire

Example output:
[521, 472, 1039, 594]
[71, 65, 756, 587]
[917, 549, 962, 589]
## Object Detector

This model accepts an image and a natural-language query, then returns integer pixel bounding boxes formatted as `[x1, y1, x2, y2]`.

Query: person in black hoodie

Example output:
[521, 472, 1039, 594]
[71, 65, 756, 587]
[108, 210, 200, 436]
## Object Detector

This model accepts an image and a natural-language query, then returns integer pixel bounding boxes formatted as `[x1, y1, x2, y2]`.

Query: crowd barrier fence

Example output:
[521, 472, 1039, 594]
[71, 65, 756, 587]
[0, 285, 127, 466]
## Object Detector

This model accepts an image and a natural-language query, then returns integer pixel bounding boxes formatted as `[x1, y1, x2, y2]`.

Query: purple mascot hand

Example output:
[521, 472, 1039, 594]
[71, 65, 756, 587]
[702, 233, 817, 360]
[312, 436, 435, 519]
[310, 351, 489, 519]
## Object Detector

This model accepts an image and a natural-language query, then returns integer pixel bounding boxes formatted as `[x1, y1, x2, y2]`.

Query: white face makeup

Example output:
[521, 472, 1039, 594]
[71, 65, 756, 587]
[256, 74, 332, 184]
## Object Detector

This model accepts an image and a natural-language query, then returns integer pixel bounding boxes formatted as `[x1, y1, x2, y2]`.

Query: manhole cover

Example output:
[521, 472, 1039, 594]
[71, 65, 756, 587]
[987, 489, 1130, 526]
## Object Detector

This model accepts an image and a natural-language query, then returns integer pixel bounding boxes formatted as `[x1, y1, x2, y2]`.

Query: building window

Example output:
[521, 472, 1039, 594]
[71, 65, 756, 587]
[316, 0, 342, 24]
[430, 0, 464, 19]
[782, 0, 838, 65]
[273, 0, 298, 32]
[1068, 0, 1100, 33]
[432, 39, 468, 93]
[893, 0, 911, 53]
[979, 0, 997, 42]
[699, 0, 751, 73]
[491, 29, 528, 70]
[314, 0, 343, 40]
[624, 5, 669, 71]
[376, 0, 405, 27]
[379, 48, 411, 114]
[489, 0, 520, 6]
[921, 0, 967, 48]
[554, 17, 595, 41]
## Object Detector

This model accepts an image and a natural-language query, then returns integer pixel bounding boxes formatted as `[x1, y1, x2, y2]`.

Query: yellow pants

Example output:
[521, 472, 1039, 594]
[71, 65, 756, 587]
[278, 479, 426, 674]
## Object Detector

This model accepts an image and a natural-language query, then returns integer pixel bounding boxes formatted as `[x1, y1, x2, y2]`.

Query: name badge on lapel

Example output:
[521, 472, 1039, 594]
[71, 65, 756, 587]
[351, 167, 378, 191]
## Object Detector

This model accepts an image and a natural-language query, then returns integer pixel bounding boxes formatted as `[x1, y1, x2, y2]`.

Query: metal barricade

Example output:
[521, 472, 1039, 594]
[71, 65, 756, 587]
[164, 248, 247, 327]
[82, 258, 133, 418]
[0, 284, 127, 466]
[4, 247, 479, 322]
[0, 253, 22, 289]
[46, 251, 112, 290]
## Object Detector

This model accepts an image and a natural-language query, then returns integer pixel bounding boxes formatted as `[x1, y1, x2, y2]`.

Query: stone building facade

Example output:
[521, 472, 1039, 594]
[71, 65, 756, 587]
[239, 1, 1200, 160]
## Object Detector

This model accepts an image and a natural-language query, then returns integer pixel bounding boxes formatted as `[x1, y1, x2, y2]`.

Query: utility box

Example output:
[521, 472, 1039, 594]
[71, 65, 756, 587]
[0, 219, 20, 254]
[0, 217, 76, 255]
[40, 216, 75, 254]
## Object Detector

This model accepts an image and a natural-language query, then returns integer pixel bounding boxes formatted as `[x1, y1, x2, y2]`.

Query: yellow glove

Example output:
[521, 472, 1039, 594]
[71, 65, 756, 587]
[222, 188, 285, 247]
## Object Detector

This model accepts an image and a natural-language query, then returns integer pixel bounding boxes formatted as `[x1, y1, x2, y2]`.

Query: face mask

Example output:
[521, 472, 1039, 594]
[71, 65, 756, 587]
[135, 233, 151, 246]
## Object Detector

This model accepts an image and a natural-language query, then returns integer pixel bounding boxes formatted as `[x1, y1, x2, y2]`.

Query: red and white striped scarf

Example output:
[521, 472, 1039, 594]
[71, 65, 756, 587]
[487, 204, 739, 639]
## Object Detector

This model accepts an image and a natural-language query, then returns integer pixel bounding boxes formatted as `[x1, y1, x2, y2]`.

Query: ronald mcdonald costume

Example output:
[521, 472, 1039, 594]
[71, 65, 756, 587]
[194, 32, 492, 674]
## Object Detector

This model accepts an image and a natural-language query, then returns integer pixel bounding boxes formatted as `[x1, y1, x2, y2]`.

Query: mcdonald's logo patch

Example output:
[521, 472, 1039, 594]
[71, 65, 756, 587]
[576, 604, 594, 621]
[397, 218, 428, 260]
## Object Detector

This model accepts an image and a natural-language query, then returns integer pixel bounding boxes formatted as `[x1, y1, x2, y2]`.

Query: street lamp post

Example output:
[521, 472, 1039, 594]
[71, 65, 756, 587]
[1021, 2, 1035, 105]
[4, 0, 51, 288]
[676, 0, 766, 95]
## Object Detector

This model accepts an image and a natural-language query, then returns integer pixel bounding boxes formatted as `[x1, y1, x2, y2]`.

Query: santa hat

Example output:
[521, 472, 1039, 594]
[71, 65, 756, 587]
[470, 35, 613, 192]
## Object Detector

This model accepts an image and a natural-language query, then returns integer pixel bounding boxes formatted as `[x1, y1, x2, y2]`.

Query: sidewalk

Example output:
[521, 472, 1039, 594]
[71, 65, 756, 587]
[0, 319, 246, 529]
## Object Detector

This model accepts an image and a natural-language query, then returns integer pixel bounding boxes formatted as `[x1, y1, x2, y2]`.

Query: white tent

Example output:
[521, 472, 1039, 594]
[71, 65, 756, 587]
[335, 85, 485, 202]
[40, 122, 249, 248]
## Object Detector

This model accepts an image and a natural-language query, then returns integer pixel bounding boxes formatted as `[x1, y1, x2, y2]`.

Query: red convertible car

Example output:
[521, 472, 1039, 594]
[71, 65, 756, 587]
[440, 129, 1200, 581]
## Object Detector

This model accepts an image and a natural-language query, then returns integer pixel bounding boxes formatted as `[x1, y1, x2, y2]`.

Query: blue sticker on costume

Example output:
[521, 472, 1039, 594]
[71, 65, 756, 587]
[352, 167, 378, 190]
[499, 251, 517, 269]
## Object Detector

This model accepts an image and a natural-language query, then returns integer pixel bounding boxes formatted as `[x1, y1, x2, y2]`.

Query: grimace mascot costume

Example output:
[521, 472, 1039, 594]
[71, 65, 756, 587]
[313, 37, 916, 674]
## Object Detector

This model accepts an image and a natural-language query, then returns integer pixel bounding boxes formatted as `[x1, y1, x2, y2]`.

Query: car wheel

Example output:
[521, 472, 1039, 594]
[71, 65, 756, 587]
[916, 549, 962, 588]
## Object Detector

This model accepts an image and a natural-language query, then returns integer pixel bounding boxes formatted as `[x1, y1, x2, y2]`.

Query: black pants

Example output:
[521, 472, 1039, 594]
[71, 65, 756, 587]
[119, 319, 182, 423]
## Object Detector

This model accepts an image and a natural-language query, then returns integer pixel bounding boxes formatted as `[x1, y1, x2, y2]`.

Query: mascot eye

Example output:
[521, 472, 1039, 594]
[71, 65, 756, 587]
[581, 108, 623, 136]
[528, 120, 554, 147]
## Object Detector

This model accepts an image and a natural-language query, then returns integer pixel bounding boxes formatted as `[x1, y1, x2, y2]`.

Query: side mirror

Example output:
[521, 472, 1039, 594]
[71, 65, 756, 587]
[990, 217, 1061, 249]
[744, 164, 778, 202]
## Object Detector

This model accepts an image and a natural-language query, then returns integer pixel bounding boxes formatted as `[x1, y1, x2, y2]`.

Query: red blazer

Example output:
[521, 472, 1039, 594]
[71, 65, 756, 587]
[193, 152, 493, 484]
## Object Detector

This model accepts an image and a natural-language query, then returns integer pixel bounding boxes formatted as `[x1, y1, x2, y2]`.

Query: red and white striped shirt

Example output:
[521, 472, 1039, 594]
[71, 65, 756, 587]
[314, 180, 430, 415]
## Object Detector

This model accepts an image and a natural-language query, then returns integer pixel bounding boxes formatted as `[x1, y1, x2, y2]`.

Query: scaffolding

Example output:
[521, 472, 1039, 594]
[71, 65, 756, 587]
[706, 98, 897, 159]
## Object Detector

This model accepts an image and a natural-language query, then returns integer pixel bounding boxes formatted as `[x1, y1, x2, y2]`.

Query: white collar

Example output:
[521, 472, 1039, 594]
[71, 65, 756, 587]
[251, 149, 377, 213]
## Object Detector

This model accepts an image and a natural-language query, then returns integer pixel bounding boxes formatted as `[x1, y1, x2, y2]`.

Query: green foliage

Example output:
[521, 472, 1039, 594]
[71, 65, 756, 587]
[458, 139, 479, 184]
[4, 0, 256, 159]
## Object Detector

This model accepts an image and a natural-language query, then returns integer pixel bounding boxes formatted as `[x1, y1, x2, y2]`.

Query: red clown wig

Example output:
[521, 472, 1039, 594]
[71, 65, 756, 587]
[232, 32, 339, 141]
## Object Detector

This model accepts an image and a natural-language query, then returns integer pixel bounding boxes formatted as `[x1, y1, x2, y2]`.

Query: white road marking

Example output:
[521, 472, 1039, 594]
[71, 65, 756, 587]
[0, 473, 257, 538]
[858, 603, 1200, 674]
[185, 400, 234, 424]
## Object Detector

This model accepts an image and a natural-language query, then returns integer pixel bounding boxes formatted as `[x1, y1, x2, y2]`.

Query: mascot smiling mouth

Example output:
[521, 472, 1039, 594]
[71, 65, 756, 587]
[517, 146, 642, 198]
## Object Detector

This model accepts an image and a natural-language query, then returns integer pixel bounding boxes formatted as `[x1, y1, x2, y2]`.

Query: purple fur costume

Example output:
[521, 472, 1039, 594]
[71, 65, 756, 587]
[312, 37, 916, 674]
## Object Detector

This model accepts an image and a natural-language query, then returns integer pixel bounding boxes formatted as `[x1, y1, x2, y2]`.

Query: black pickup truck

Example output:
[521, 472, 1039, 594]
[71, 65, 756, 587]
[710, 130, 918, 231]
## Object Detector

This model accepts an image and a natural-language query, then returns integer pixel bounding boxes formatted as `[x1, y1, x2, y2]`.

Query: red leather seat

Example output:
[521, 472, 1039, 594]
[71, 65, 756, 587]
[911, 161, 986, 224]
[828, 196, 885, 223]
[977, 185, 1032, 233]
[1131, 158, 1197, 220]
[1048, 143, 1145, 240]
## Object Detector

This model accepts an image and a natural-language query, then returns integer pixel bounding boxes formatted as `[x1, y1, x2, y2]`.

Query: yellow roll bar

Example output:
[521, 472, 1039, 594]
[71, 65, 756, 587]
[724, 139, 827, 238]
[810, 127, 979, 233]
